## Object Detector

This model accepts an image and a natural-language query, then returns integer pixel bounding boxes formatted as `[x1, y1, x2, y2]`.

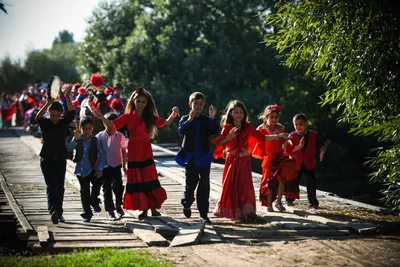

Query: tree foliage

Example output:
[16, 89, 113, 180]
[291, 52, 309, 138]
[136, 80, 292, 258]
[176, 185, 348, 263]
[267, 0, 400, 209]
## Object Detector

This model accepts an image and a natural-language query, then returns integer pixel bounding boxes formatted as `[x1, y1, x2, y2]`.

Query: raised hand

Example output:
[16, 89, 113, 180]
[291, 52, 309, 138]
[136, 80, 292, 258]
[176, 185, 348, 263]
[188, 109, 196, 121]
[299, 137, 305, 148]
[227, 127, 239, 140]
[209, 105, 217, 119]
[171, 106, 180, 118]
[64, 84, 72, 98]
[73, 128, 81, 141]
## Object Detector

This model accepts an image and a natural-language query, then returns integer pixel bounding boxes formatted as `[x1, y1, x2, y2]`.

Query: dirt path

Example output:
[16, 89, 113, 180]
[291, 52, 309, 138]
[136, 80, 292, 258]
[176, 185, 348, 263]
[152, 237, 400, 267]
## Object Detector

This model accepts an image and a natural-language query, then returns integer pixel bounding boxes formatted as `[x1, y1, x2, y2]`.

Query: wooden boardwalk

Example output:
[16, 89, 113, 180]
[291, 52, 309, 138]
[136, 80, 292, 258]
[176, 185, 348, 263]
[0, 128, 383, 253]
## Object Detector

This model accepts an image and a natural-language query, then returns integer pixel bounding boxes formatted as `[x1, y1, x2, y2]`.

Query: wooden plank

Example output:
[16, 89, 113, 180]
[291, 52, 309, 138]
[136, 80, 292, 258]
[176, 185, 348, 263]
[347, 221, 377, 234]
[0, 170, 35, 235]
[143, 217, 179, 237]
[125, 221, 169, 247]
[220, 229, 350, 239]
[37, 226, 50, 247]
[30, 240, 147, 252]
[156, 215, 190, 229]
[170, 228, 203, 247]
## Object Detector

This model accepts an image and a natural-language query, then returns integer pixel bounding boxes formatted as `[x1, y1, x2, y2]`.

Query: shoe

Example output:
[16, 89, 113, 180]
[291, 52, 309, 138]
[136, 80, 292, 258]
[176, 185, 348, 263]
[151, 210, 161, 216]
[58, 215, 65, 223]
[92, 205, 102, 213]
[183, 208, 192, 218]
[108, 211, 117, 221]
[138, 211, 148, 220]
[309, 204, 319, 209]
[267, 206, 274, 212]
[199, 217, 212, 224]
[51, 211, 59, 224]
[82, 215, 92, 222]
[286, 200, 294, 206]
[116, 207, 125, 218]
[244, 212, 258, 222]
[275, 203, 286, 212]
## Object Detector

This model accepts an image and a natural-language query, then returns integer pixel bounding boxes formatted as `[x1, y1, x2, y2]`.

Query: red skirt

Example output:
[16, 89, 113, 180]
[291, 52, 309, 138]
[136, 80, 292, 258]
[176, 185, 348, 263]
[123, 139, 167, 211]
[213, 154, 256, 220]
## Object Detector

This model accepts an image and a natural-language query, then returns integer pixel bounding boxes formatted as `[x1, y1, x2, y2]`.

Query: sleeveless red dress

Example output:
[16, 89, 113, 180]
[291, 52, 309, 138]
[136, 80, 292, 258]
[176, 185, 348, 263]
[113, 111, 167, 210]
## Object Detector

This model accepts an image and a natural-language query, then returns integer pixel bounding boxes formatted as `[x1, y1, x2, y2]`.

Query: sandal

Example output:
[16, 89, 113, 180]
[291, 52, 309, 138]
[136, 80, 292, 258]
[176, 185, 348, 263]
[275, 203, 286, 212]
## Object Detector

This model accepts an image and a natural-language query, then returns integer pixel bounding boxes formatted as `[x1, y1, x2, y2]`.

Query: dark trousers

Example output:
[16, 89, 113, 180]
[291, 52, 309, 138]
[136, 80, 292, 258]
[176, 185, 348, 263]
[40, 158, 66, 215]
[181, 159, 210, 218]
[77, 170, 102, 216]
[286, 165, 319, 205]
[102, 165, 124, 211]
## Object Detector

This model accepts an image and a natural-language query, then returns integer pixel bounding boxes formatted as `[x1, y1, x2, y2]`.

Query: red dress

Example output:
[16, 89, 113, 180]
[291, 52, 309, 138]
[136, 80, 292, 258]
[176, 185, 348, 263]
[212, 122, 264, 220]
[258, 124, 297, 206]
[113, 111, 167, 210]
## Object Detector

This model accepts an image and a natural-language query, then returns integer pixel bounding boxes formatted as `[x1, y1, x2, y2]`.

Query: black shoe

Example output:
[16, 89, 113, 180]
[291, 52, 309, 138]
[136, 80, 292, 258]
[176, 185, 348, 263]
[151, 210, 161, 216]
[51, 211, 59, 224]
[58, 215, 65, 223]
[116, 207, 125, 218]
[183, 208, 192, 218]
[92, 204, 102, 213]
[81, 212, 93, 222]
[108, 211, 117, 221]
[199, 217, 211, 224]
[138, 210, 148, 220]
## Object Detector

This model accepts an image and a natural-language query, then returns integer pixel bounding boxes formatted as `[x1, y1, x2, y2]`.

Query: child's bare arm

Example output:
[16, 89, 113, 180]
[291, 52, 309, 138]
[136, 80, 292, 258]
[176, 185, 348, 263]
[121, 148, 127, 174]
[164, 106, 179, 126]
[292, 137, 305, 152]
[36, 99, 53, 120]
[319, 146, 326, 162]
[92, 107, 116, 133]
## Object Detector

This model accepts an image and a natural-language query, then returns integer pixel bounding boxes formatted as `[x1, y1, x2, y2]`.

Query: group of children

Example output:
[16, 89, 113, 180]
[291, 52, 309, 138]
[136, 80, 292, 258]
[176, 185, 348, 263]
[37, 82, 326, 224]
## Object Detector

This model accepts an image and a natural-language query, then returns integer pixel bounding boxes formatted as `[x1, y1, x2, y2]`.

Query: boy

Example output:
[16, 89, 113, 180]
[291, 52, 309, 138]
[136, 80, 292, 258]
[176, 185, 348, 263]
[175, 92, 219, 224]
[96, 112, 128, 220]
[36, 85, 75, 224]
[67, 117, 102, 222]
[286, 113, 326, 208]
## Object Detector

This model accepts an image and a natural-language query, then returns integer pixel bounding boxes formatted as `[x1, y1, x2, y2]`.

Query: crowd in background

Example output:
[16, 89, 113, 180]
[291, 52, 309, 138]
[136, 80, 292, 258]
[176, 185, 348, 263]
[0, 79, 127, 138]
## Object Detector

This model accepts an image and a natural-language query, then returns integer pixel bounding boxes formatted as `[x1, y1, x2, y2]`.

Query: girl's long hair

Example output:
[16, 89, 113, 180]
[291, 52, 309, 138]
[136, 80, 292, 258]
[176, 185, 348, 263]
[220, 100, 248, 129]
[125, 88, 159, 138]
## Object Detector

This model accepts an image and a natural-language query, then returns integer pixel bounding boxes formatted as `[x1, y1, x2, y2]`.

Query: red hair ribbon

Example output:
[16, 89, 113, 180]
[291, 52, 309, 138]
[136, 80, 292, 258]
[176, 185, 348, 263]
[266, 105, 281, 115]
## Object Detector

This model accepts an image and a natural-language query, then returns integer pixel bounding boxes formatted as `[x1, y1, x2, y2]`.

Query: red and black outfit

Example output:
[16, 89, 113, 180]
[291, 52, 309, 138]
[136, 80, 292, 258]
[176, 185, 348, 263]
[286, 130, 325, 205]
[212, 122, 264, 220]
[112, 111, 167, 211]
[258, 124, 297, 206]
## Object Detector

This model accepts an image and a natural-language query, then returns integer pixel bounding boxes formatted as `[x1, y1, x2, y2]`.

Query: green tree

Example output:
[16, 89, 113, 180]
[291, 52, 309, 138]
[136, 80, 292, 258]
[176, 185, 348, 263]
[25, 31, 80, 83]
[267, 0, 400, 208]
[0, 56, 29, 94]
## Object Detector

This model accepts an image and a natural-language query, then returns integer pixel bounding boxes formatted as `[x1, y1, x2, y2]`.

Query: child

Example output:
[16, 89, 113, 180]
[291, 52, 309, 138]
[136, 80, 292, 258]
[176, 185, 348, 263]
[286, 113, 326, 208]
[36, 84, 75, 224]
[67, 117, 102, 222]
[175, 92, 219, 224]
[96, 112, 128, 220]
[93, 88, 179, 220]
[257, 105, 297, 212]
[212, 100, 264, 221]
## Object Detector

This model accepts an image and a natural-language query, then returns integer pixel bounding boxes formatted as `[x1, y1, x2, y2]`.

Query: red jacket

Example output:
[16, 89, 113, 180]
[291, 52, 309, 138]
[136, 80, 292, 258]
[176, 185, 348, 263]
[290, 130, 317, 171]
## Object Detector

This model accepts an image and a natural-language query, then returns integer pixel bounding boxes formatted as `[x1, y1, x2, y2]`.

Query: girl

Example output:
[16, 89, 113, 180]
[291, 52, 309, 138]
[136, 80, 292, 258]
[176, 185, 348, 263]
[212, 100, 264, 221]
[257, 105, 297, 212]
[94, 88, 179, 220]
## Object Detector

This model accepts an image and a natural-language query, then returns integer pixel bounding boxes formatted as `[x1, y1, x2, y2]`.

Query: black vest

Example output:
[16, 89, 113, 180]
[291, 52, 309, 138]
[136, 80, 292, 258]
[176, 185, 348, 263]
[73, 136, 98, 168]
[181, 114, 212, 152]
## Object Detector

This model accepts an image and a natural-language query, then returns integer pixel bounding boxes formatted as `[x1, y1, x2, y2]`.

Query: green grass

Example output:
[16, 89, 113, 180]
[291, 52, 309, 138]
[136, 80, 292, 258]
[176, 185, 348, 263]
[0, 248, 174, 267]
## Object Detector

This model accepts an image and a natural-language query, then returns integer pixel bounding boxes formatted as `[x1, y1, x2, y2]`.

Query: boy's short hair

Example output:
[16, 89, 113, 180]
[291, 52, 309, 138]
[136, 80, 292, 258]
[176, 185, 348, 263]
[189, 92, 205, 104]
[80, 116, 94, 127]
[48, 102, 63, 112]
[293, 113, 307, 122]
[104, 112, 118, 121]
